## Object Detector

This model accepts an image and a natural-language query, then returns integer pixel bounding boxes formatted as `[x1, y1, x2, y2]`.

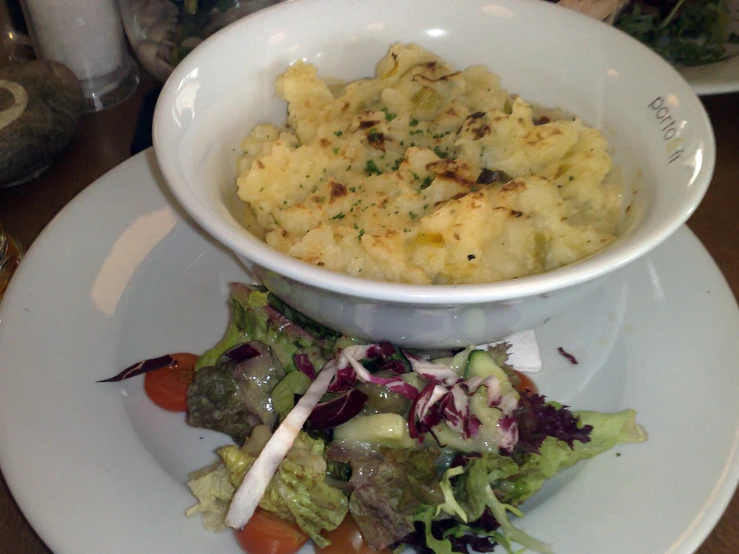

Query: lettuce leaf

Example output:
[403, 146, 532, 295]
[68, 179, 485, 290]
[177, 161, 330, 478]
[404, 409, 646, 554]
[327, 443, 443, 550]
[185, 462, 236, 532]
[195, 283, 335, 373]
[500, 409, 647, 506]
[186, 429, 347, 546]
[258, 433, 348, 547]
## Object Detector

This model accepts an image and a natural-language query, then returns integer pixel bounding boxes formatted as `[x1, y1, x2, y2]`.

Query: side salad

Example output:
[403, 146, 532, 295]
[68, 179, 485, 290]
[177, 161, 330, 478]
[615, 0, 738, 67]
[103, 283, 647, 554]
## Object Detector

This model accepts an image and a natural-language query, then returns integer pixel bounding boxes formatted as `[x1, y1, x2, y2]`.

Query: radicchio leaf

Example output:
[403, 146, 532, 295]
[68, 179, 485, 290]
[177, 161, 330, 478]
[327, 363, 357, 393]
[218, 343, 261, 364]
[377, 358, 408, 375]
[365, 341, 395, 358]
[497, 415, 519, 452]
[308, 389, 369, 429]
[294, 352, 317, 379]
[557, 346, 579, 365]
[404, 350, 461, 385]
[97, 354, 177, 383]
[327, 345, 419, 399]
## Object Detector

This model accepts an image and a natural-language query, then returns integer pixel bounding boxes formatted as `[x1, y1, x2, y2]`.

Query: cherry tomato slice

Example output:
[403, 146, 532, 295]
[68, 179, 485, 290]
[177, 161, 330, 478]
[318, 515, 391, 554]
[234, 509, 309, 554]
[512, 369, 538, 397]
[143, 352, 198, 412]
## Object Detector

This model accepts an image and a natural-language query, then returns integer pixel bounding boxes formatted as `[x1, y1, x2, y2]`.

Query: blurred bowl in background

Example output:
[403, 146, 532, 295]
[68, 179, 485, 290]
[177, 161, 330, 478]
[118, 0, 284, 81]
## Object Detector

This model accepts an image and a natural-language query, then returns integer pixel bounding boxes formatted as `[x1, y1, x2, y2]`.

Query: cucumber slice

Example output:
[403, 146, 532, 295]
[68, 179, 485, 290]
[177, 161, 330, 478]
[465, 349, 509, 381]
[333, 413, 417, 448]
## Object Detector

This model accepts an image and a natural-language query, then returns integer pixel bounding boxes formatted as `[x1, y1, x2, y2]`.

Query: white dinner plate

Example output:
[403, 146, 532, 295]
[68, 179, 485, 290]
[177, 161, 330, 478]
[681, 43, 739, 96]
[1, 150, 738, 554]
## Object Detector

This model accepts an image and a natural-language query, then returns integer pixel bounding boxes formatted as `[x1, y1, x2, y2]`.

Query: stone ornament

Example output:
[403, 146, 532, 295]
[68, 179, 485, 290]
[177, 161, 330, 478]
[0, 61, 85, 187]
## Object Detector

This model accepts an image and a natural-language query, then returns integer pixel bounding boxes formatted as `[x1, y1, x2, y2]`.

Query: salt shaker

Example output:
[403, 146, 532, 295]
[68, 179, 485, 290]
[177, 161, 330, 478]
[19, 0, 139, 111]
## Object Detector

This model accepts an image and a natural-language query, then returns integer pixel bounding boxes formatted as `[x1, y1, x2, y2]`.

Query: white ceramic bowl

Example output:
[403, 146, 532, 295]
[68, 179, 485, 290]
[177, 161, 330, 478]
[153, 0, 714, 348]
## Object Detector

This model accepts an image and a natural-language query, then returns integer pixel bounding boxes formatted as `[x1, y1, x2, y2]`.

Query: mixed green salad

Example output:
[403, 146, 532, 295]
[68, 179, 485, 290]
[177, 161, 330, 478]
[614, 0, 739, 66]
[104, 283, 646, 553]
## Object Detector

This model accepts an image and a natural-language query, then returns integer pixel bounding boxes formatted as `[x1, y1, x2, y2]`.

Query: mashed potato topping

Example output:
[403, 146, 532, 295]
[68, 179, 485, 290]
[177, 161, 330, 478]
[236, 43, 622, 284]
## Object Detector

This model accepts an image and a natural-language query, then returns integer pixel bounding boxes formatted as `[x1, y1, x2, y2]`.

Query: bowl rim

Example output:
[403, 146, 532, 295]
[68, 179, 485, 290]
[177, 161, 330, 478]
[153, 0, 716, 305]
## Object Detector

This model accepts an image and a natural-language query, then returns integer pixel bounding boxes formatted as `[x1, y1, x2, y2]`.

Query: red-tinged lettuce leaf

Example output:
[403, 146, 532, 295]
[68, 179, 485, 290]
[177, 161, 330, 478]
[97, 354, 176, 383]
[188, 341, 286, 443]
[514, 393, 592, 454]
[326, 444, 443, 551]
[394, 510, 501, 554]
[308, 389, 369, 430]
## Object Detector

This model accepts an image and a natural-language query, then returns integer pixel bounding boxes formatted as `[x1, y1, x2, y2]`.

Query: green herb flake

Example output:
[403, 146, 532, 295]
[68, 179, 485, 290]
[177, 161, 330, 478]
[365, 159, 382, 175]
[334, 130, 343, 137]
[330, 212, 345, 220]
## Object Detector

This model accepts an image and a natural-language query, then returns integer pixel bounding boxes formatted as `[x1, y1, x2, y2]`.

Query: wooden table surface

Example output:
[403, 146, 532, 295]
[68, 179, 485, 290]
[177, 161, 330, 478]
[1, 70, 738, 552]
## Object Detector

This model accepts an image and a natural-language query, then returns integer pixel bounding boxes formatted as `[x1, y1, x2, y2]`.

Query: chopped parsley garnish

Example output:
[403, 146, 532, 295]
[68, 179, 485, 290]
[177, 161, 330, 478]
[382, 108, 397, 121]
[409, 211, 418, 219]
[433, 146, 449, 159]
[334, 130, 343, 137]
[410, 118, 419, 127]
[330, 212, 345, 220]
[356, 228, 365, 240]
[365, 159, 382, 175]
[391, 157, 404, 171]
[368, 128, 380, 142]
[421, 176, 433, 189]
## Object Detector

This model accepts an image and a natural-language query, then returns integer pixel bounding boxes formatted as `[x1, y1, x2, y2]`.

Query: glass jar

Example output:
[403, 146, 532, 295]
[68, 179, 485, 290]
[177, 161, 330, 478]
[118, 0, 284, 82]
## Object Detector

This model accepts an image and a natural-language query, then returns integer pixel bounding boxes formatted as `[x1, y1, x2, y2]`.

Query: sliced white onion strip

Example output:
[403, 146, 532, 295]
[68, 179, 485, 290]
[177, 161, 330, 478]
[224, 363, 338, 530]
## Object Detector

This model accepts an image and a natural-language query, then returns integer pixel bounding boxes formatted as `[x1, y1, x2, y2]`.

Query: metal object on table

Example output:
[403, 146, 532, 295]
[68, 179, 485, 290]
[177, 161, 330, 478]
[18, 0, 139, 111]
[0, 221, 22, 301]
